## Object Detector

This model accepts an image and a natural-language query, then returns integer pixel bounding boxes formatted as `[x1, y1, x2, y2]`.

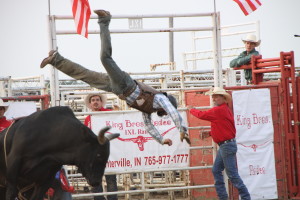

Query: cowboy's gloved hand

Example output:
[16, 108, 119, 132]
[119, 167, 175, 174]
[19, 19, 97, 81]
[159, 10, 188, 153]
[180, 127, 191, 145]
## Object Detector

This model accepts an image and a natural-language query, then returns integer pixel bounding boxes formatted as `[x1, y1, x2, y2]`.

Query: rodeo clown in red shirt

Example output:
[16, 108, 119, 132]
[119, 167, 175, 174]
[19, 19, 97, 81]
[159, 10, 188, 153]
[0, 99, 12, 132]
[187, 87, 251, 200]
[84, 93, 118, 200]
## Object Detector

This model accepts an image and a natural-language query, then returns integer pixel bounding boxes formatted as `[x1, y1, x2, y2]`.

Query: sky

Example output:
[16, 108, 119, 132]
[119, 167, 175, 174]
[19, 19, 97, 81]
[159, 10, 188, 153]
[0, 0, 299, 80]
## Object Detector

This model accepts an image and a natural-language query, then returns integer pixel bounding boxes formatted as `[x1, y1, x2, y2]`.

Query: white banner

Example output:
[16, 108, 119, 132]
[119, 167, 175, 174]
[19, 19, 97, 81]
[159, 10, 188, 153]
[5, 102, 37, 120]
[91, 111, 190, 173]
[232, 88, 278, 199]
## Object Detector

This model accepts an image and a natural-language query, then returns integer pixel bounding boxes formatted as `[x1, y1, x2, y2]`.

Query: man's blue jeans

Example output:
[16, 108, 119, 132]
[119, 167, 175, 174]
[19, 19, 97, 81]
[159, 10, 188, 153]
[98, 15, 136, 96]
[91, 175, 118, 200]
[212, 141, 250, 200]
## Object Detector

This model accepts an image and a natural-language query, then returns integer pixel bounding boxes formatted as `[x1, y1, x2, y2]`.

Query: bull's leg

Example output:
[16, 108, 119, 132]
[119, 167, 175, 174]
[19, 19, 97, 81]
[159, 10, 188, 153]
[5, 183, 18, 200]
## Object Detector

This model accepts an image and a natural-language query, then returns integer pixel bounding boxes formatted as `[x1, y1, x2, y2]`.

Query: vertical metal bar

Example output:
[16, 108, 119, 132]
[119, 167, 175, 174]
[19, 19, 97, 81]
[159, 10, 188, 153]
[279, 51, 294, 192]
[48, 15, 60, 106]
[141, 171, 147, 199]
[169, 17, 174, 63]
[289, 51, 300, 194]
[191, 32, 197, 70]
[180, 70, 185, 106]
[40, 75, 45, 95]
[212, 12, 223, 88]
[0, 81, 5, 97]
[7, 76, 12, 97]
[256, 20, 261, 53]
[183, 53, 188, 70]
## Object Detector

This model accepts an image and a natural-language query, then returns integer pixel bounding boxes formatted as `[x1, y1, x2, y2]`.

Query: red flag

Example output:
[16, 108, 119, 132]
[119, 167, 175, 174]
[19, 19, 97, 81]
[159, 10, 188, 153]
[71, 0, 91, 38]
[233, 0, 262, 16]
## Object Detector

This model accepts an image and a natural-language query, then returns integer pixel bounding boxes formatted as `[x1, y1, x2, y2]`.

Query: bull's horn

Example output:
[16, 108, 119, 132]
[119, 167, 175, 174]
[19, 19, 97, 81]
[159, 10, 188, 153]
[106, 133, 120, 141]
[98, 126, 111, 145]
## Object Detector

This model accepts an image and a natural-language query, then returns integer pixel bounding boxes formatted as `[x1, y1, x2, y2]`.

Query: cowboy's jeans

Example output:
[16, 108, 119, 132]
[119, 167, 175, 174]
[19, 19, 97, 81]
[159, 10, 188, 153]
[97, 15, 136, 96]
[50, 52, 113, 92]
[49, 16, 136, 96]
[212, 141, 250, 200]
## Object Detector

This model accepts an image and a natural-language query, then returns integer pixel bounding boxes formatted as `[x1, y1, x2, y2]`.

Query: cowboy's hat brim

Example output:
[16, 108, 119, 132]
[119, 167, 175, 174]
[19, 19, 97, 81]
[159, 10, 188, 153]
[205, 88, 232, 102]
[84, 93, 107, 109]
[242, 39, 261, 47]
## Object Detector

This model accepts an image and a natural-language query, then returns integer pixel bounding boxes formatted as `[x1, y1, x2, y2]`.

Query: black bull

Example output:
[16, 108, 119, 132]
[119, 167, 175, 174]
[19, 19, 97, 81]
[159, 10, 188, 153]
[0, 106, 119, 200]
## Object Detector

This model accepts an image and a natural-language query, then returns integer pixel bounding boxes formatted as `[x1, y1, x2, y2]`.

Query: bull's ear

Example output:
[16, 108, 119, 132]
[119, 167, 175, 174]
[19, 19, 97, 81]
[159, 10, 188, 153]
[97, 126, 111, 145]
[106, 133, 120, 141]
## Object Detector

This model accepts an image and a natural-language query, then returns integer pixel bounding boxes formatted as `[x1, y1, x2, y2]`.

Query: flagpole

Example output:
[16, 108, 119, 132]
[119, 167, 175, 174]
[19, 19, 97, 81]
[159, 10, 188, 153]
[213, 0, 217, 14]
[47, 0, 60, 107]
[48, 0, 51, 16]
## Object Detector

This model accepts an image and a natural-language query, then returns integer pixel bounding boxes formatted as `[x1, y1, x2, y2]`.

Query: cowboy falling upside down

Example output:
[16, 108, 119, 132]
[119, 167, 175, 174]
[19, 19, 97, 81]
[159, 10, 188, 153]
[40, 9, 191, 146]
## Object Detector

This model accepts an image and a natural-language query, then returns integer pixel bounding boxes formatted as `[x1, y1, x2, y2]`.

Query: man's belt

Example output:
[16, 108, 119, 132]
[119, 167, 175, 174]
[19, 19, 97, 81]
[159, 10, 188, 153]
[218, 138, 235, 146]
[118, 84, 137, 100]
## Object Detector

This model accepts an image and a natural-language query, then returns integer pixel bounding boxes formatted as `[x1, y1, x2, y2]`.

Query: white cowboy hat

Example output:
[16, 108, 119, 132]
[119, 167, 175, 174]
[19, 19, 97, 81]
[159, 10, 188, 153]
[242, 34, 261, 47]
[0, 99, 9, 109]
[84, 93, 107, 109]
[205, 87, 232, 102]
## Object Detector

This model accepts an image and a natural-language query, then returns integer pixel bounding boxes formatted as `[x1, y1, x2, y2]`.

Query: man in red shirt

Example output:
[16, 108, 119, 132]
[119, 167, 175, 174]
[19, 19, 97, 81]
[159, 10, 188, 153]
[187, 87, 250, 200]
[0, 99, 11, 132]
[84, 93, 118, 200]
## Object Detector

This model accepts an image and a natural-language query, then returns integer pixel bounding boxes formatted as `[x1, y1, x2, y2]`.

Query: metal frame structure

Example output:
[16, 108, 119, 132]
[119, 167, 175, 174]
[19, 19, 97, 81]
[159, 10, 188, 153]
[183, 20, 260, 87]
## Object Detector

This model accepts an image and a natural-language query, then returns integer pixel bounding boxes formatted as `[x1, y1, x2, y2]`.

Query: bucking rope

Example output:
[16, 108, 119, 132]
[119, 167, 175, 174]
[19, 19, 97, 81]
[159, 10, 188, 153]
[17, 183, 36, 200]
[3, 120, 15, 168]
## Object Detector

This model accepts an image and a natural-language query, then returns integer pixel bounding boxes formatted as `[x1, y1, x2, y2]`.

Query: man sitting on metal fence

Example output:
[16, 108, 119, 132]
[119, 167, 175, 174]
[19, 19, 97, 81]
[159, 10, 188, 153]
[40, 10, 190, 146]
[230, 34, 261, 84]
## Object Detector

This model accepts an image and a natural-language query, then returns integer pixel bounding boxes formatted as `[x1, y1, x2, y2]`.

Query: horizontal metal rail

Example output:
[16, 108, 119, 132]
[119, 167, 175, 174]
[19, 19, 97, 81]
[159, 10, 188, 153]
[54, 12, 215, 20]
[58, 27, 214, 35]
[68, 165, 212, 177]
[72, 184, 215, 198]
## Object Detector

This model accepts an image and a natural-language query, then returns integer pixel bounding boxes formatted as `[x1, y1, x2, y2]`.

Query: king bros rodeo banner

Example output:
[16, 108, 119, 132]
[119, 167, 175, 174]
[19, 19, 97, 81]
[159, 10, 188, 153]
[91, 111, 189, 173]
[232, 89, 278, 199]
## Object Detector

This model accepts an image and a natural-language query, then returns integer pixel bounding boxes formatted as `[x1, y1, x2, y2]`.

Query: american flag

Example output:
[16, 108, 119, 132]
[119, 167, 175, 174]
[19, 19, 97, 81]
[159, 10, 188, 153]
[71, 0, 91, 38]
[233, 0, 262, 16]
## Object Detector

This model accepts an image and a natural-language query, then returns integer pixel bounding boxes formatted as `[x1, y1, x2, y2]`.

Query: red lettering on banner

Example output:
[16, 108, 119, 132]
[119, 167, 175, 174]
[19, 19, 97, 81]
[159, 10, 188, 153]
[134, 157, 142, 166]
[125, 129, 135, 135]
[152, 119, 172, 126]
[105, 121, 124, 130]
[249, 165, 266, 175]
[107, 154, 189, 168]
[236, 115, 251, 129]
[106, 158, 132, 167]
[252, 113, 269, 124]
[235, 113, 270, 129]
[125, 120, 145, 128]
[137, 129, 147, 134]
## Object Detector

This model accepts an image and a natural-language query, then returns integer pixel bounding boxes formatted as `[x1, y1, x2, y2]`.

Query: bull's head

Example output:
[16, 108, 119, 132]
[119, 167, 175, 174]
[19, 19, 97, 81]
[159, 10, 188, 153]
[79, 126, 119, 187]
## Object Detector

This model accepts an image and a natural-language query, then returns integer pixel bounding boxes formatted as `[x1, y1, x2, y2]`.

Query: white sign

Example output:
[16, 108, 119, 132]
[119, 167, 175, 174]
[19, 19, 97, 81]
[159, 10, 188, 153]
[91, 111, 190, 173]
[232, 89, 278, 199]
[5, 102, 37, 120]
